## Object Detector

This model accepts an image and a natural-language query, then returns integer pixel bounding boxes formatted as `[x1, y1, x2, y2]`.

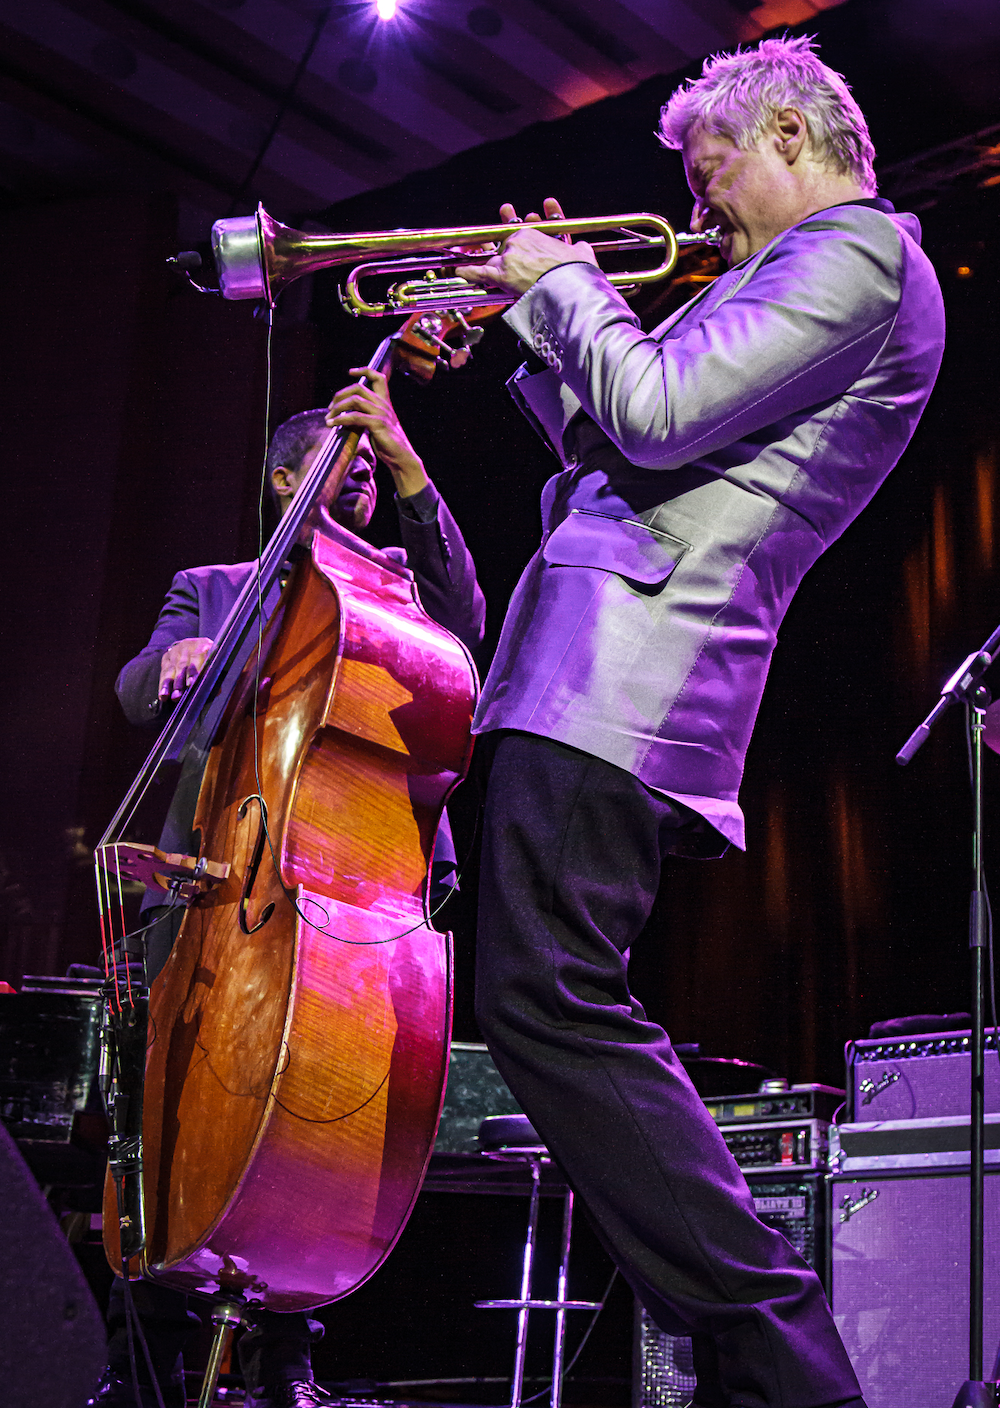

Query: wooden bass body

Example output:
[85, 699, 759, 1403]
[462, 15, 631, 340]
[104, 523, 477, 1311]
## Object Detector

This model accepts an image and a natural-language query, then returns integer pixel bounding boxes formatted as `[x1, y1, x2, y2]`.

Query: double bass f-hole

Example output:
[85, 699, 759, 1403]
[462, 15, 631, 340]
[237, 795, 275, 935]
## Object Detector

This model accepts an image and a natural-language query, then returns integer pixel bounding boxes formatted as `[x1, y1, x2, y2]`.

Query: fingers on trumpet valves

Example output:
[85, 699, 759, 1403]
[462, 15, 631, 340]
[449, 241, 498, 258]
[539, 198, 571, 243]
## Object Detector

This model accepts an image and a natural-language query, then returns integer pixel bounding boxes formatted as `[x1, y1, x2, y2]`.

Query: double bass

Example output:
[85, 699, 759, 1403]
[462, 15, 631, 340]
[95, 314, 481, 1328]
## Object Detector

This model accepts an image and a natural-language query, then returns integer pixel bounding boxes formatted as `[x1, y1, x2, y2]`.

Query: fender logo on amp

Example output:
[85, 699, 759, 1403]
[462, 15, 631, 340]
[859, 1069, 900, 1105]
[838, 1187, 879, 1223]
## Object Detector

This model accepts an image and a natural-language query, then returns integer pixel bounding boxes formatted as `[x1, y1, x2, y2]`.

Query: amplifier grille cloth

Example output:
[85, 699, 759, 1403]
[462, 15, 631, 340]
[634, 1310, 695, 1408]
[831, 1171, 1000, 1408]
[633, 1176, 824, 1408]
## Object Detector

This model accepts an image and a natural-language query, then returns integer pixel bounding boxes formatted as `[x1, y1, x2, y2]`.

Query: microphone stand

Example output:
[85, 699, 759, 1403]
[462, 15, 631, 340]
[897, 629, 999, 1408]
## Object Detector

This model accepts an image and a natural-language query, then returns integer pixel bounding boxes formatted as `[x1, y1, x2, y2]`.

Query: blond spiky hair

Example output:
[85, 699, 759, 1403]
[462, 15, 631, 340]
[658, 34, 876, 195]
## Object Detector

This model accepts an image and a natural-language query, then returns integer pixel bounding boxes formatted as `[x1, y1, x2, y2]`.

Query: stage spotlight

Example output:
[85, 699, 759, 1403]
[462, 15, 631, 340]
[376, 0, 397, 18]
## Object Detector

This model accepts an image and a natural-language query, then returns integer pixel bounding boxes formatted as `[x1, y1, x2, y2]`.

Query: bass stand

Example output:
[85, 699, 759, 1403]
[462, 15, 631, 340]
[898, 630, 1000, 1408]
[196, 1293, 249, 1408]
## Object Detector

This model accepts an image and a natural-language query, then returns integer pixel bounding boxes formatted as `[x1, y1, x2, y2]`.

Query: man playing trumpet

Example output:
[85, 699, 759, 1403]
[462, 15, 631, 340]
[457, 35, 944, 1408]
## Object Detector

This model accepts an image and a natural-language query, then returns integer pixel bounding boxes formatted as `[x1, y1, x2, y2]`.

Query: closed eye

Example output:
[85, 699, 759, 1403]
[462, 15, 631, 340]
[687, 161, 716, 199]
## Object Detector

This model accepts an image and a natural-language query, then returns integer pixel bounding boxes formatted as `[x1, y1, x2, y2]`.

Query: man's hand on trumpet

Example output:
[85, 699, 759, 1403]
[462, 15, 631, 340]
[455, 198, 596, 298]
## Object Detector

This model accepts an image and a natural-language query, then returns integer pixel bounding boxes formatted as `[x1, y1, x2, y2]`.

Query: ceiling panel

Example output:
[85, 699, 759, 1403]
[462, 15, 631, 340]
[0, 0, 848, 241]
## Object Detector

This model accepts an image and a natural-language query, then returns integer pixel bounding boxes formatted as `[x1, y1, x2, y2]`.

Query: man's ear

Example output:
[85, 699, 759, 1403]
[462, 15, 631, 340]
[772, 107, 808, 166]
[271, 465, 297, 501]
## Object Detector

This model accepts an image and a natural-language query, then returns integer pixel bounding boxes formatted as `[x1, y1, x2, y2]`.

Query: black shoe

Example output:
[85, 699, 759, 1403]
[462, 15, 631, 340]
[87, 1366, 185, 1408]
[246, 1383, 330, 1408]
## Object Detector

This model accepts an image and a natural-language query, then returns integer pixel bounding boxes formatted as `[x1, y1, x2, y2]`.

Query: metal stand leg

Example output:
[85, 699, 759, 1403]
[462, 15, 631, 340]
[897, 642, 1000, 1408]
[550, 1189, 574, 1408]
[510, 1158, 542, 1408]
[475, 1156, 602, 1408]
[196, 1299, 245, 1408]
[951, 699, 1000, 1408]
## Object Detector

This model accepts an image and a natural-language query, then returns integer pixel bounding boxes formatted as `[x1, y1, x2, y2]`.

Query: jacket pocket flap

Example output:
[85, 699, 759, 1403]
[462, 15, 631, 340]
[542, 510, 689, 585]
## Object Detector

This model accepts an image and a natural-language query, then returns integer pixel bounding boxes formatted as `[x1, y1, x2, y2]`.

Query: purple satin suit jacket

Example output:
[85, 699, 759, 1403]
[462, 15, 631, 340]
[473, 201, 946, 851]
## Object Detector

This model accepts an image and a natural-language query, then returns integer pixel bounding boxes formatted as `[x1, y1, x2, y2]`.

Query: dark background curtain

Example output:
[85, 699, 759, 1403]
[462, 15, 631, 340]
[1, 0, 999, 1097]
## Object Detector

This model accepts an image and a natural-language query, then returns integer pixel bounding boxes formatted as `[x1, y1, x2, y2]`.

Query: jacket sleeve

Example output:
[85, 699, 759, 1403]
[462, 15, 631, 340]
[115, 570, 203, 726]
[395, 483, 486, 654]
[503, 207, 905, 471]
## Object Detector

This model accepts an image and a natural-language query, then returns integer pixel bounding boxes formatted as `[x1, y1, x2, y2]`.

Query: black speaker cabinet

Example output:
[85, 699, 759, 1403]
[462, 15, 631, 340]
[830, 1169, 1000, 1408]
[633, 1172, 827, 1408]
[0, 1119, 105, 1406]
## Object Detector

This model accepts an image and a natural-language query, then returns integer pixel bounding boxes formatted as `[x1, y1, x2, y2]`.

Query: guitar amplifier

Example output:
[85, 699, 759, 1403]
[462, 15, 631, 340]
[829, 1116, 1000, 1408]
[635, 1085, 835, 1407]
[846, 1028, 1000, 1122]
[830, 1168, 1000, 1408]
[0, 978, 106, 1192]
[0, 978, 102, 1142]
[704, 1083, 842, 1125]
[746, 1171, 828, 1279]
[830, 1115, 1000, 1174]
[634, 1309, 696, 1408]
[710, 1082, 838, 1175]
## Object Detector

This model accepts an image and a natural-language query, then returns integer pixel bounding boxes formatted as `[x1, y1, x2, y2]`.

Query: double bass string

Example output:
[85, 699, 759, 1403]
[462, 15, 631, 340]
[94, 843, 143, 1013]
[238, 318, 461, 950]
[251, 298, 276, 777]
[96, 320, 357, 852]
[245, 296, 277, 931]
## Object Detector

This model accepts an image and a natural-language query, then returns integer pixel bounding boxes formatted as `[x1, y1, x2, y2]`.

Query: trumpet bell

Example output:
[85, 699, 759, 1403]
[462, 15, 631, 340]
[210, 212, 263, 300]
[211, 206, 375, 303]
[210, 204, 722, 315]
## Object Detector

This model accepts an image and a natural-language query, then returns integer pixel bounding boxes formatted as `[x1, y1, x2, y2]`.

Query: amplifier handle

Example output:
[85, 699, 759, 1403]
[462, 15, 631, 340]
[844, 1041, 858, 1122]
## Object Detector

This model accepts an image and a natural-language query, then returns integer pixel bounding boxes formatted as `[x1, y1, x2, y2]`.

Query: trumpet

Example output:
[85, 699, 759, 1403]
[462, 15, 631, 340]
[211, 204, 722, 317]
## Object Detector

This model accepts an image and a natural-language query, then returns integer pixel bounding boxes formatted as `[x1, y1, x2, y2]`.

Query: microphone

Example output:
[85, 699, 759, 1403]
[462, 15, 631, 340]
[166, 249, 219, 295]
[166, 250, 202, 272]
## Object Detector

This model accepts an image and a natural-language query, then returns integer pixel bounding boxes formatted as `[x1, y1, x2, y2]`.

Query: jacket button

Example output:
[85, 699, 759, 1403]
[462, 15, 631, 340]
[532, 332, 545, 350]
